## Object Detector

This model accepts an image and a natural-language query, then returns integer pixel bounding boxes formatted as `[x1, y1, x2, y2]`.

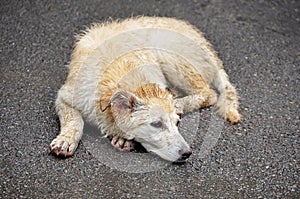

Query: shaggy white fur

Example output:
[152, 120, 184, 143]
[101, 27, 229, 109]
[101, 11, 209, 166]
[50, 17, 240, 162]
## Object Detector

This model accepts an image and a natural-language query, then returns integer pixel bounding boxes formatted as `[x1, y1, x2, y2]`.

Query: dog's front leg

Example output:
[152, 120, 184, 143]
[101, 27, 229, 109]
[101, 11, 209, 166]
[175, 88, 217, 114]
[50, 97, 83, 157]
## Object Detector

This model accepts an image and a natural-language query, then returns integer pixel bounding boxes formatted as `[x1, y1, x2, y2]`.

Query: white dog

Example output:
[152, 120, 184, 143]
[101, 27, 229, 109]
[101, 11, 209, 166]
[50, 17, 240, 162]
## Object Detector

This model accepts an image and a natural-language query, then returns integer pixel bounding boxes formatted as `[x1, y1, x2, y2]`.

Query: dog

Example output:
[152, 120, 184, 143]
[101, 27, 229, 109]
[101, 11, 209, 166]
[50, 17, 240, 162]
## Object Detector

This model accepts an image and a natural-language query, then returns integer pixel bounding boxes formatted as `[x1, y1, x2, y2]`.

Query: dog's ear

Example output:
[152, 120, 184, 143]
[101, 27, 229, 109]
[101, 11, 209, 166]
[100, 89, 114, 112]
[110, 91, 144, 114]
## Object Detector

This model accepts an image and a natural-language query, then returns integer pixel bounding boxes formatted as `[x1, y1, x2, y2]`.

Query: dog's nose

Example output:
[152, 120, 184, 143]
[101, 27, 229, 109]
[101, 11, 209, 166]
[178, 147, 192, 160]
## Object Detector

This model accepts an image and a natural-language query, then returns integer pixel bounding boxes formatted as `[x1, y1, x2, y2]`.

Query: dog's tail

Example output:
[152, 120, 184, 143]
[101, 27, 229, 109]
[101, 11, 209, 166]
[213, 68, 240, 123]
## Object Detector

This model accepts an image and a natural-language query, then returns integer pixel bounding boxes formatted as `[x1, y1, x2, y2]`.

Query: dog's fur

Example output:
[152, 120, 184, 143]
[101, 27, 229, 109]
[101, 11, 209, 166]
[50, 17, 240, 162]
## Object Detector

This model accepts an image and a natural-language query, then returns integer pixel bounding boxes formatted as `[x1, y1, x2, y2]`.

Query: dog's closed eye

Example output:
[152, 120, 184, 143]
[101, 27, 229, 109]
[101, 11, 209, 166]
[150, 121, 163, 128]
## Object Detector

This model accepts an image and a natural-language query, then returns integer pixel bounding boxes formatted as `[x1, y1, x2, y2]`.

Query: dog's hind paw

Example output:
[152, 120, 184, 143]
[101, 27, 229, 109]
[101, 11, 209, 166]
[226, 109, 240, 124]
[111, 136, 135, 152]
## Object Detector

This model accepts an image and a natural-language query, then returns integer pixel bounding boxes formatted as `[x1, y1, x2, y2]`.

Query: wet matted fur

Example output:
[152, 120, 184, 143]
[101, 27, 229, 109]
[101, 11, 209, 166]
[50, 17, 240, 162]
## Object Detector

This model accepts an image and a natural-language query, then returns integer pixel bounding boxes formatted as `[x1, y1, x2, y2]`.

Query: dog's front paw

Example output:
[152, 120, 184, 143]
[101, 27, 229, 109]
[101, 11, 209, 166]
[50, 134, 79, 157]
[111, 136, 135, 152]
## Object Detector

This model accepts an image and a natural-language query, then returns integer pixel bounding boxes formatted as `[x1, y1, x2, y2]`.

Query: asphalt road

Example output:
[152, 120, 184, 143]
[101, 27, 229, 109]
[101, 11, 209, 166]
[1, 0, 299, 198]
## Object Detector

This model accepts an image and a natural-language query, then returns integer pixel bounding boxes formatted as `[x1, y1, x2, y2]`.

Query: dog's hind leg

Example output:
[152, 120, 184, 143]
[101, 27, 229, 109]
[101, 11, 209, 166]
[171, 63, 240, 123]
[50, 95, 84, 157]
[175, 87, 217, 115]
[169, 65, 218, 115]
[213, 69, 240, 124]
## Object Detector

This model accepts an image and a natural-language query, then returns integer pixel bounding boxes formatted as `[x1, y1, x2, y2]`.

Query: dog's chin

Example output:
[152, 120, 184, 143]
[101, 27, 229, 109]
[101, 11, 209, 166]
[151, 151, 190, 164]
[148, 152, 182, 163]
[147, 150, 182, 162]
[172, 157, 188, 164]
[136, 141, 186, 162]
[136, 146, 188, 163]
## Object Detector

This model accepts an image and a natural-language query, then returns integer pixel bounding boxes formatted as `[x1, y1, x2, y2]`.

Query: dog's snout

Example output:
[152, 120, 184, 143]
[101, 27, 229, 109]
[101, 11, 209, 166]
[181, 150, 192, 160]
[178, 147, 192, 160]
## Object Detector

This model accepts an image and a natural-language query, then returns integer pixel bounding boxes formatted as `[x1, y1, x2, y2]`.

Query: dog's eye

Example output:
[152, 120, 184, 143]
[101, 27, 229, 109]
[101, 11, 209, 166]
[150, 121, 163, 128]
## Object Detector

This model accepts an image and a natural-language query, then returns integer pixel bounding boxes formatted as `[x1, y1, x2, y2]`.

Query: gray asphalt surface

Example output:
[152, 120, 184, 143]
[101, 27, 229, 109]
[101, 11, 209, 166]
[1, 0, 299, 198]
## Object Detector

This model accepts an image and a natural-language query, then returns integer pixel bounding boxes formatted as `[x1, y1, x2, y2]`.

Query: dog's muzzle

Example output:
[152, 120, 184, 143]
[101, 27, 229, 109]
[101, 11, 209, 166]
[175, 147, 192, 163]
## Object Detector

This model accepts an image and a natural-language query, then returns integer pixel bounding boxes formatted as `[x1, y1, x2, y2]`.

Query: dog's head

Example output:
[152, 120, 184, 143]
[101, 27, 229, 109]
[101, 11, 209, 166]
[105, 87, 192, 162]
